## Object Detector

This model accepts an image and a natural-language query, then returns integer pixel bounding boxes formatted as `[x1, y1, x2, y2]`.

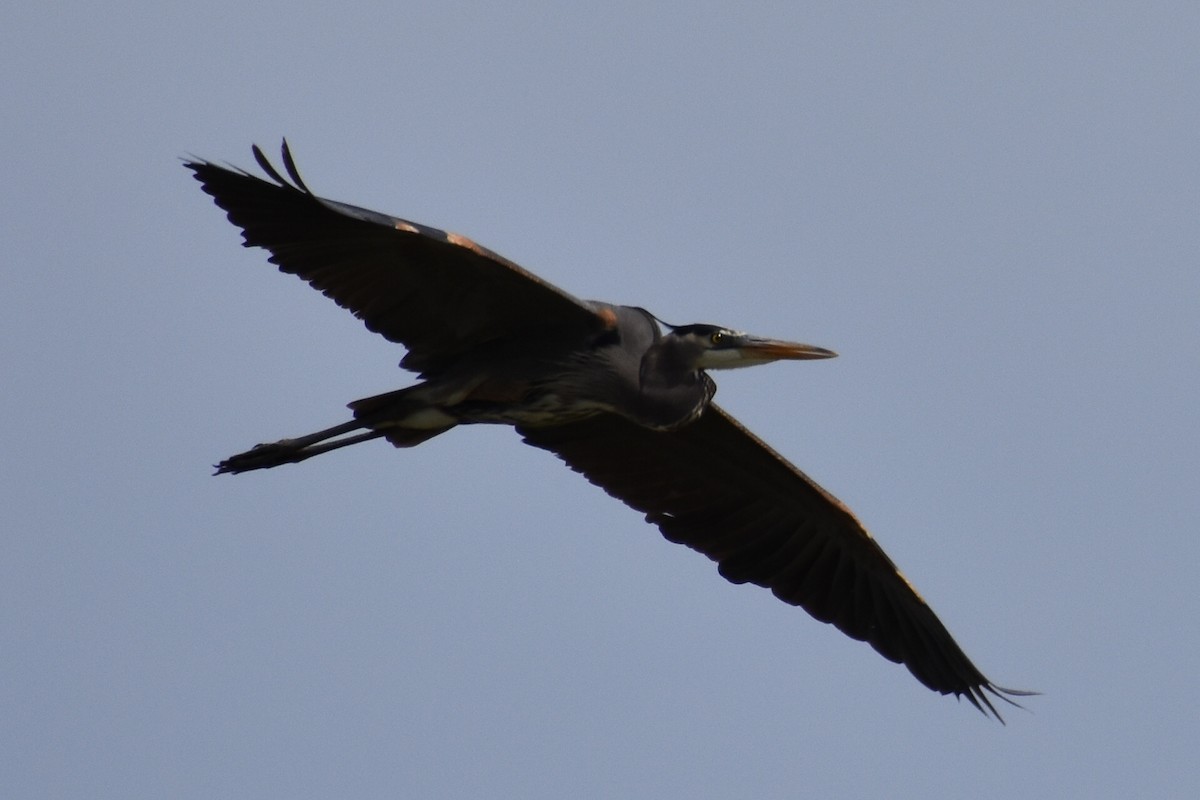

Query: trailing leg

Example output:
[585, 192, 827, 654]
[214, 419, 384, 474]
[216, 382, 465, 474]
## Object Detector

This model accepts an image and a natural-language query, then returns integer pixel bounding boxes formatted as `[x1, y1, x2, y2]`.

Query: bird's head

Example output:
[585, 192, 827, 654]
[663, 324, 837, 371]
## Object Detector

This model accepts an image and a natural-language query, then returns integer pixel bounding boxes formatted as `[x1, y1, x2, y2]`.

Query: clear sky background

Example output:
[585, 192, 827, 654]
[3, 3, 1197, 797]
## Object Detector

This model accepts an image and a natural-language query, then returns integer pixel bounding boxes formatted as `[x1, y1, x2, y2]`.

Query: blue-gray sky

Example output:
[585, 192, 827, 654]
[4, 3, 1198, 797]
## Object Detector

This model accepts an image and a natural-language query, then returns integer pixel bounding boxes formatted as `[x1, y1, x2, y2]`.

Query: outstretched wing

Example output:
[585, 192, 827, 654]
[185, 141, 605, 375]
[519, 405, 1029, 720]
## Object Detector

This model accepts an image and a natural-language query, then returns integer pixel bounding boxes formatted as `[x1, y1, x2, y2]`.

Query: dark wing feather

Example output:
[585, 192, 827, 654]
[519, 405, 1029, 720]
[185, 141, 605, 375]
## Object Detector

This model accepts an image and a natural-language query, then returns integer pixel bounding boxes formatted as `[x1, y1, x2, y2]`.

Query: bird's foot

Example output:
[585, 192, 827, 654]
[213, 439, 307, 475]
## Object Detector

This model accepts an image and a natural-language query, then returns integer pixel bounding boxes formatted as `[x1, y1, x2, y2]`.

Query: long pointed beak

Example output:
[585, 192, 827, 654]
[737, 337, 838, 361]
[697, 334, 838, 370]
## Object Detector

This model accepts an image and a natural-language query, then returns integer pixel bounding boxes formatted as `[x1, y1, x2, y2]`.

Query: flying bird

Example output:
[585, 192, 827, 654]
[186, 142, 1029, 720]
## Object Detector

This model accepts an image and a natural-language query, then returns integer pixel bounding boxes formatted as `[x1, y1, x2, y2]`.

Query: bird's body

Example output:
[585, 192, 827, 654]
[363, 303, 717, 432]
[187, 142, 1030, 720]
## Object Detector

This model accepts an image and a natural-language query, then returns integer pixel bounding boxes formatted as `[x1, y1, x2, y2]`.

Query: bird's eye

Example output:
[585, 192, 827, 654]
[710, 331, 725, 345]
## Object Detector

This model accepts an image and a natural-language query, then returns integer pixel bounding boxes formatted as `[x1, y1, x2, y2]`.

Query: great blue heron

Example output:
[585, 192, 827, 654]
[186, 142, 1030, 720]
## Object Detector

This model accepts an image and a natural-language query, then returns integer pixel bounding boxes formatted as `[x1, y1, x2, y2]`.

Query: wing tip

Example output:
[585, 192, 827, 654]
[962, 682, 1039, 724]
[249, 138, 311, 194]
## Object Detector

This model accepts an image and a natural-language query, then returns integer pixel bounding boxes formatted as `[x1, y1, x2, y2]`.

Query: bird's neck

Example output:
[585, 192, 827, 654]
[634, 343, 712, 429]
[640, 336, 700, 384]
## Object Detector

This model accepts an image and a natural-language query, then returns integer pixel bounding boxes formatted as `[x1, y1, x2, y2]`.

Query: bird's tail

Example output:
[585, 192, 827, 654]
[348, 387, 457, 448]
